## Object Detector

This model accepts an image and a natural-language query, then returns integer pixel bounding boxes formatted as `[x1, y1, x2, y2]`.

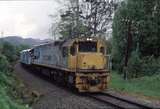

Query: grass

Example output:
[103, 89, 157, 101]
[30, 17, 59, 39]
[109, 72, 160, 100]
[0, 71, 29, 109]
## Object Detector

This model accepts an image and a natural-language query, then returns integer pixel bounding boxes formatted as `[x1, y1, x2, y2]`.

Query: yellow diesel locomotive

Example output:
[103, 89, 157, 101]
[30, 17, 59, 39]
[20, 37, 110, 92]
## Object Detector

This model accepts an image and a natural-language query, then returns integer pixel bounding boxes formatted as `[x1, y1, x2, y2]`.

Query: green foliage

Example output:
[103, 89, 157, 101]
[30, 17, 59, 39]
[109, 72, 160, 99]
[141, 56, 160, 76]
[125, 51, 160, 78]
[0, 54, 9, 72]
[15, 44, 30, 57]
[0, 42, 30, 109]
[127, 51, 141, 78]
[1, 41, 18, 62]
[0, 71, 28, 109]
[106, 39, 112, 54]
[51, 0, 115, 39]
[0, 41, 30, 63]
[112, 0, 160, 78]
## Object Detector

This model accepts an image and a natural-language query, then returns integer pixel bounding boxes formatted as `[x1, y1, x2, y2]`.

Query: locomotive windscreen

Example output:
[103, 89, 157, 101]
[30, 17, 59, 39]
[79, 41, 97, 52]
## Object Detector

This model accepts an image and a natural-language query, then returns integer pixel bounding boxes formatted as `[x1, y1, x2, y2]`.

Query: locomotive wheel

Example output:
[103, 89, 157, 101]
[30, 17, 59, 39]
[50, 71, 54, 81]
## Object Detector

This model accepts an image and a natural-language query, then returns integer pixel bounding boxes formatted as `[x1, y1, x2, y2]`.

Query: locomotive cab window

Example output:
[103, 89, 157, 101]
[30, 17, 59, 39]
[79, 41, 97, 52]
[70, 45, 76, 56]
[100, 46, 105, 54]
[62, 47, 68, 57]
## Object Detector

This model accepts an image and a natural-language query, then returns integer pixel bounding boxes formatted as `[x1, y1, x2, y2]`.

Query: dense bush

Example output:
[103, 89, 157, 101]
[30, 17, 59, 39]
[1, 42, 17, 62]
[0, 71, 28, 109]
[0, 54, 9, 72]
[141, 56, 160, 76]
[126, 51, 141, 78]
[0, 41, 30, 63]
[0, 42, 30, 109]
[0, 54, 28, 109]
[127, 54, 160, 78]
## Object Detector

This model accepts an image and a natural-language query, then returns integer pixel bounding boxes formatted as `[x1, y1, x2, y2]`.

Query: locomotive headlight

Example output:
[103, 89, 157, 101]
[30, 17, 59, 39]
[87, 38, 92, 41]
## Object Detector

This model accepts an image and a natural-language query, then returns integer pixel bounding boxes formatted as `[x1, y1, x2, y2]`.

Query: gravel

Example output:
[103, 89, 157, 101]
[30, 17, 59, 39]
[14, 63, 115, 109]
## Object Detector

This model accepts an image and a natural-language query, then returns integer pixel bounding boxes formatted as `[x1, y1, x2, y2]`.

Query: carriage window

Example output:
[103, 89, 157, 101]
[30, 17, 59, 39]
[70, 45, 76, 56]
[79, 42, 97, 52]
[62, 47, 68, 57]
[100, 47, 105, 54]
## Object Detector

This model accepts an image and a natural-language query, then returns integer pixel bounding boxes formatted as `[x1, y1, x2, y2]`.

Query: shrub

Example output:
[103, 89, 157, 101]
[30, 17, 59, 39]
[0, 72, 28, 109]
[0, 54, 28, 109]
[1, 42, 18, 63]
[126, 54, 160, 78]
[127, 51, 142, 78]
[0, 54, 9, 72]
[141, 56, 160, 76]
[0, 42, 30, 109]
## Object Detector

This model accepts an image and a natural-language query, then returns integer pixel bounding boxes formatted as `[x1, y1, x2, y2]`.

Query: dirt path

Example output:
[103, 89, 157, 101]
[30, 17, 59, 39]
[14, 63, 114, 109]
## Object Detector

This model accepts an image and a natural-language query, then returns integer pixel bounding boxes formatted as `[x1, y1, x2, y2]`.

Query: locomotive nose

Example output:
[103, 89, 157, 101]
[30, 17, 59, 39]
[78, 53, 105, 70]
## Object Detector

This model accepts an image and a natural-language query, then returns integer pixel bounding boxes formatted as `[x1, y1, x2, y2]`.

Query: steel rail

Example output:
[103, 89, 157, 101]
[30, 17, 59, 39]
[87, 92, 158, 109]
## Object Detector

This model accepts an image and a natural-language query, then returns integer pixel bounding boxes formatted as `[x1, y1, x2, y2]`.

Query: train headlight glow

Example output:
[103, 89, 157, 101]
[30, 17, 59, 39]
[87, 38, 93, 41]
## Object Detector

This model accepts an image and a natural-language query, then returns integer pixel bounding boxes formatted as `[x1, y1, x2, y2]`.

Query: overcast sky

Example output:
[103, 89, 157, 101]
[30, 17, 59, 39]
[0, 0, 64, 39]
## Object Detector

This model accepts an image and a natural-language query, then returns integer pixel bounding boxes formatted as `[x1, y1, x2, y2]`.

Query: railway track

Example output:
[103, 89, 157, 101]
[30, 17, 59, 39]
[87, 92, 158, 109]
[19, 64, 159, 109]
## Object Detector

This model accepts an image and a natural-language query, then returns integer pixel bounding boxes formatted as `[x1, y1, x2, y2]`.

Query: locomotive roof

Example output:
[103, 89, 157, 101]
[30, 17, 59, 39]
[62, 39, 74, 47]
[34, 41, 54, 47]
[62, 37, 100, 47]
[32, 37, 105, 48]
[20, 49, 32, 53]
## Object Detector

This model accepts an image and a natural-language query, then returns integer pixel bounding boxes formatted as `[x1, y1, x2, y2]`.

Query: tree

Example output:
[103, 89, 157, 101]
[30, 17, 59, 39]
[50, 0, 118, 39]
[80, 0, 117, 36]
[112, 0, 160, 78]
[0, 54, 9, 72]
[1, 42, 17, 62]
[15, 44, 30, 57]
